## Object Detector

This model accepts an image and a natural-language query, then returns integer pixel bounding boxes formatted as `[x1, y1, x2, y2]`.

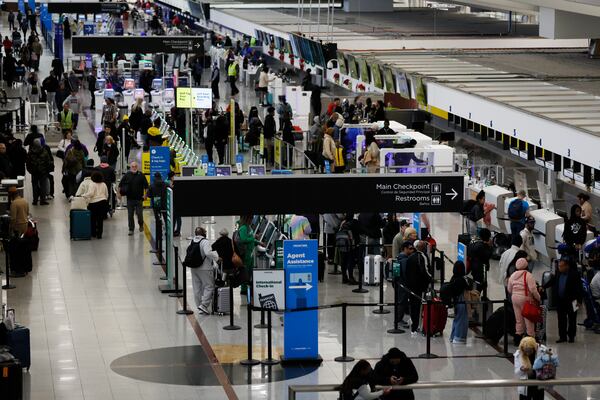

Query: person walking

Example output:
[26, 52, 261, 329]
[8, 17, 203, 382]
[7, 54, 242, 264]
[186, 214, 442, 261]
[82, 172, 109, 239]
[507, 258, 541, 344]
[62, 138, 85, 199]
[59, 103, 74, 134]
[26, 139, 52, 205]
[542, 255, 583, 343]
[185, 227, 219, 315]
[227, 59, 239, 96]
[62, 91, 82, 130]
[119, 161, 148, 235]
[8, 12, 15, 31]
[563, 204, 588, 253]
[42, 72, 59, 116]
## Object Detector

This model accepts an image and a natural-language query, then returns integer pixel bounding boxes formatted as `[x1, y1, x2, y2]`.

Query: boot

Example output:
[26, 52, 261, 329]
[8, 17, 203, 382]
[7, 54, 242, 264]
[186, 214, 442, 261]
[513, 333, 522, 346]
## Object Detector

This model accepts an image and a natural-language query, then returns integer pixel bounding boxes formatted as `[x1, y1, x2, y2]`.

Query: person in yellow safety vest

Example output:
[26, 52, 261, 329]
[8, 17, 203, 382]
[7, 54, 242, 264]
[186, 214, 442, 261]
[59, 103, 74, 134]
[228, 60, 239, 96]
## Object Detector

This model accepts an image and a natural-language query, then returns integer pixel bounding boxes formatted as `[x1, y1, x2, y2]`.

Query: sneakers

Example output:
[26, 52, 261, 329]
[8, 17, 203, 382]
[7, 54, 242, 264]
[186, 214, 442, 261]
[400, 320, 410, 329]
[411, 330, 420, 337]
[198, 305, 210, 315]
[451, 338, 467, 344]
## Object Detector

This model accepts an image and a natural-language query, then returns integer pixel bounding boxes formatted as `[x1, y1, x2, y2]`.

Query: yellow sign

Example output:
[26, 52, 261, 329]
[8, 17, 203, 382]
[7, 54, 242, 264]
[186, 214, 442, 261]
[274, 137, 282, 167]
[176, 87, 192, 108]
[141, 152, 151, 207]
[259, 133, 264, 156]
[229, 98, 236, 164]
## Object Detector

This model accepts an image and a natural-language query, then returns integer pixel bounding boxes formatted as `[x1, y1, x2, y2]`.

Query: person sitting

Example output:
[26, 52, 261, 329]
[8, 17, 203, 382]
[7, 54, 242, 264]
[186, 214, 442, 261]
[340, 359, 390, 400]
[373, 348, 418, 400]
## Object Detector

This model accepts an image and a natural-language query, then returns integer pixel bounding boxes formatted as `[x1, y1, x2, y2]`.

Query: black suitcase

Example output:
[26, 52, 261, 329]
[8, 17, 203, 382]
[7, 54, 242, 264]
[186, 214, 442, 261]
[483, 305, 516, 345]
[7, 326, 30, 371]
[0, 359, 23, 400]
[318, 250, 325, 282]
[8, 237, 32, 275]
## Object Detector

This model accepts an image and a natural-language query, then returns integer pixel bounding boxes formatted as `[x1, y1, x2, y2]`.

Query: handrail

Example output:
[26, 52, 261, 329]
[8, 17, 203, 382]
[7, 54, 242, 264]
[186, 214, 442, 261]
[288, 378, 600, 399]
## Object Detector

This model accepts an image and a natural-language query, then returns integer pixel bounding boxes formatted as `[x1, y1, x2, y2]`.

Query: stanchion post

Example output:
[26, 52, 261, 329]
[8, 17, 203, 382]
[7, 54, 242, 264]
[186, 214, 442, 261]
[373, 260, 389, 315]
[496, 298, 511, 358]
[261, 310, 279, 365]
[353, 245, 368, 294]
[176, 247, 193, 315]
[387, 282, 405, 334]
[223, 284, 241, 330]
[240, 304, 260, 366]
[334, 304, 354, 362]
[169, 243, 182, 298]
[440, 250, 446, 286]
[419, 299, 439, 359]
[2, 239, 15, 289]
[254, 309, 268, 329]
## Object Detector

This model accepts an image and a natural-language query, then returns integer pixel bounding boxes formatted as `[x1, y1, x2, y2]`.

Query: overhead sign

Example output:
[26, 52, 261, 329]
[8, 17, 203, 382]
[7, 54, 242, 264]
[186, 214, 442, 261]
[72, 36, 204, 55]
[173, 174, 465, 217]
[283, 240, 319, 361]
[149, 146, 170, 183]
[252, 270, 285, 311]
[176, 88, 212, 109]
[48, 2, 128, 14]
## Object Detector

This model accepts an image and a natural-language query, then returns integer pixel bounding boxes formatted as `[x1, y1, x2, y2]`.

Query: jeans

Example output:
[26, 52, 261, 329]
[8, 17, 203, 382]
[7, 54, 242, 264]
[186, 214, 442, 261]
[450, 294, 468, 342]
[191, 268, 215, 309]
[31, 174, 48, 202]
[173, 214, 182, 235]
[126, 199, 144, 232]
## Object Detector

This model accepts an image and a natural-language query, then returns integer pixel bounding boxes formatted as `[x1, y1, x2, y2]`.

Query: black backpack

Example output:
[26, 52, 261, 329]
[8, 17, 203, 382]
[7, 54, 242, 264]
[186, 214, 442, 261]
[335, 222, 354, 253]
[183, 239, 205, 268]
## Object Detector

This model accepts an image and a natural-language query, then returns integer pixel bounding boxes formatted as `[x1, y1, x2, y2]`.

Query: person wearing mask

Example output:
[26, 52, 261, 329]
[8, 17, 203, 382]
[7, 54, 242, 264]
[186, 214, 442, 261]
[323, 213, 343, 264]
[507, 258, 541, 343]
[119, 161, 148, 236]
[577, 192, 595, 232]
[81, 171, 108, 239]
[0, 143, 12, 178]
[212, 228, 234, 273]
[372, 347, 418, 400]
[514, 337, 546, 400]
[340, 360, 391, 400]
[563, 204, 588, 252]
[210, 61, 220, 100]
[62, 91, 81, 130]
[236, 215, 261, 295]
[542, 255, 583, 343]
[360, 130, 380, 173]
[59, 103, 74, 134]
[62, 138, 85, 199]
[520, 216, 538, 266]
[499, 235, 523, 283]
[8, 186, 28, 236]
[26, 138, 52, 205]
[289, 214, 312, 240]
[185, 227, 219, 315]
[449, 261, 471, 344]
[468, 228, 493, 294]
[508, 190, 530, 241]
[8, 138, 26, 178]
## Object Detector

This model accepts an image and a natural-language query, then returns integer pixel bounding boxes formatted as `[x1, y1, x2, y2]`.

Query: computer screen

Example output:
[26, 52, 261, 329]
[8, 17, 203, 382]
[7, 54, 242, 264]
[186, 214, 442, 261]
[260, 222, 276, 245]
[248, 165, 266, 176]
[255, 218, 269, 238]
[215, 165, 232, 176]
[337, 51, 347, 75]
[251, 215, 261, 231]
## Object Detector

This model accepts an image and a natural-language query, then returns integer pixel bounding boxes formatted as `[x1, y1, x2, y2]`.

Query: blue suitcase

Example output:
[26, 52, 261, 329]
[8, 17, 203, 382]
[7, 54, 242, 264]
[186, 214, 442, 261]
[70, 210, 91, 240]
[7, 326, 30, 371]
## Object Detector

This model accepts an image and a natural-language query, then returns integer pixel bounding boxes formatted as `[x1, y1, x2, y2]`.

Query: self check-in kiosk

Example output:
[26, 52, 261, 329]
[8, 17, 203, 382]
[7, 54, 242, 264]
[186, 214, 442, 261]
[529, 208, 565, 262]
[483, 185, 514, 233]
[94, 79, 106, 112]
[123, 78, 136, 110]
[151, 78, 164, 108]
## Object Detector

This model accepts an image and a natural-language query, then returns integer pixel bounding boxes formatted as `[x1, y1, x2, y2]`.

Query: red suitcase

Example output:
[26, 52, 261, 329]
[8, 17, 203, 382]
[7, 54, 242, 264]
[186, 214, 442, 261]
[421, 298, 448, 336]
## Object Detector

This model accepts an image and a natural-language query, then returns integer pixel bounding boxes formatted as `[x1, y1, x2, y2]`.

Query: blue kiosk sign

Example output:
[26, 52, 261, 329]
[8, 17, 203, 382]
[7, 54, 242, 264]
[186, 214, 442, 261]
[283, 240, 320, 363]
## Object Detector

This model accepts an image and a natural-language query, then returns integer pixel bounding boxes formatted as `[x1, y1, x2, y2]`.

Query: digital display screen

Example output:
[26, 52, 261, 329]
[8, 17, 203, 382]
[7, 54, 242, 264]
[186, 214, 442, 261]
[261, 222, 276, 244]
[348, 55, 359, 80]
[215, 165, 232, 176]
[358, 57, 369, 83]
[337, 51, 347, 75]
[256, 218, 269, 238]
[384, 67, 395, 92]
[249, 165, 266, 175]
[372, 63, 383, 90]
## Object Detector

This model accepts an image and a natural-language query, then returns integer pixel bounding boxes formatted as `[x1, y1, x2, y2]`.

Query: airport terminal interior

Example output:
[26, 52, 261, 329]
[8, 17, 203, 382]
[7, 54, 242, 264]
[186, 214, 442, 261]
[3, 0, 600, 399]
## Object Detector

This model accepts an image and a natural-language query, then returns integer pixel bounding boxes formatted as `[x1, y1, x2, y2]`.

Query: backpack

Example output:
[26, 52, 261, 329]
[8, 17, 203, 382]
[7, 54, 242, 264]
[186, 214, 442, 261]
[461, 199, 477, 217]
[335, 222, 354, 253]
[183, 239, 205, 268]
[533, 348, 559, 380]
[232, 230, 246, 258]
[508, 198, 525, 220]
[439, 282, 455, 306]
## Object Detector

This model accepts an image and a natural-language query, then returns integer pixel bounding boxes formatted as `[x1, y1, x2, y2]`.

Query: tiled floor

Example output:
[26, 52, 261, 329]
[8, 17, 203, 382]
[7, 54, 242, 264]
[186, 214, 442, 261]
[1, 17, 600, 400]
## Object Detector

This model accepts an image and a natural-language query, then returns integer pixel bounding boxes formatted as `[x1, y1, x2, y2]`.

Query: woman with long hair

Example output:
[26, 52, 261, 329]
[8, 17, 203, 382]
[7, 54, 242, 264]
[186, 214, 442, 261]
[514, 337, 545, 400]
[340, 360, 390, 400]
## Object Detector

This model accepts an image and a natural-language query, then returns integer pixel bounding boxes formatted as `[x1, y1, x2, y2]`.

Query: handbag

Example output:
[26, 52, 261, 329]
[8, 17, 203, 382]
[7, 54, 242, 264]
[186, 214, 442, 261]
[231, 239, 244, 268]
[522, 271, 543, 324]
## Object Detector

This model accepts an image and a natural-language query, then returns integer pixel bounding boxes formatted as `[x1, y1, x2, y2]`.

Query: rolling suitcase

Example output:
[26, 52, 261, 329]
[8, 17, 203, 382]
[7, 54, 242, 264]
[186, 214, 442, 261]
[213, 287, 230, 315]
[363, 255, 383, 286]
[0, 359, 23, 400]
[318, 250, 325, 282]
[70, 210, 91, 240]
[421, 297, 447, 336]
[535, 302, 547, 344]
[7, 326, 30, 371]
[542, 270, 555, 310]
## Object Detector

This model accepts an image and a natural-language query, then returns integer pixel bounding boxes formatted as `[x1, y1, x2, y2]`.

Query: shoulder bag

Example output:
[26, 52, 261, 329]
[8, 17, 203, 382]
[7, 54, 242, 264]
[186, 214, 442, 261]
[522, 271, 543, 323]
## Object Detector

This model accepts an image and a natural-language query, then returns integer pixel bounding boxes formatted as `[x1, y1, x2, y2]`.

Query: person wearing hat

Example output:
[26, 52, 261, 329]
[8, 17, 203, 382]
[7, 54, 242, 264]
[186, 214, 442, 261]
[520, 216, 538, 267]
[542, 255, 583, 343]
[211, 228, 234, 273]
[9, 186, 28, 235]
[507, 258, 541, 342]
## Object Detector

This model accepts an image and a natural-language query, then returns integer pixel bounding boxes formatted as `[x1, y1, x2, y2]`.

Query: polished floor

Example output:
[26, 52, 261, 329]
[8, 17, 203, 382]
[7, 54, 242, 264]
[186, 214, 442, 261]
[1, 18, 600, 400]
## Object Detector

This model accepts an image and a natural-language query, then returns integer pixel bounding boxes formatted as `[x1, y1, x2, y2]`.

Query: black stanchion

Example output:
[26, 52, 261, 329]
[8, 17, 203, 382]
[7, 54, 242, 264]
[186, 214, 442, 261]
[373, 261, 389, 315]
[419, 299, 439, 359]
[261, 310, 279, 365]
[223, 285, 241, 330]
[334, 303, 354, 362]
[2, 239, 15, 289]
[439, 250, 446, 286]
[496, 298, 511, 358]
[254, 309, 268, 329]
[353, 247, 368, 293]
[387, 283, 405, 334]
[169, 245, 183, 298]
[176, 247, 193, 315]
[152, 215, 165, 266]
[240, 305, 260, 366]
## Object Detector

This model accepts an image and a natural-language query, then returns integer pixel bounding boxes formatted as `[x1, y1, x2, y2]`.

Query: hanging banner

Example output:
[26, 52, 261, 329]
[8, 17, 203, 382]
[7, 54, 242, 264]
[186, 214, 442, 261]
[283, 240, 319, 362]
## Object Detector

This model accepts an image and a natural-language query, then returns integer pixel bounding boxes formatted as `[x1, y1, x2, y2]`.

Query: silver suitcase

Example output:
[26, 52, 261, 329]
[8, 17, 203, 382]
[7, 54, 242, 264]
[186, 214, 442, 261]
[214, 286, 230, 315]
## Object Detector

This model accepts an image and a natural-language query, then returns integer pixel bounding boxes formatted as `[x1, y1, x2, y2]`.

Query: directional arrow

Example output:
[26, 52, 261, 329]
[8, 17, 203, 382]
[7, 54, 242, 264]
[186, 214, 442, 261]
[445, 188, 458, 200]
[289, 283, 313, 291]
[194, 42, 202, 48]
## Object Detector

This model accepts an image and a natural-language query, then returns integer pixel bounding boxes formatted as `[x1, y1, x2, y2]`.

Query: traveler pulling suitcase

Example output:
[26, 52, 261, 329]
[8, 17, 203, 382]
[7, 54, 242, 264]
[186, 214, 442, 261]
[363, 255, 383, 286]
[0, 359, 23, 400]
[421, 296, 447, 336]
[70, 210, 91, 240]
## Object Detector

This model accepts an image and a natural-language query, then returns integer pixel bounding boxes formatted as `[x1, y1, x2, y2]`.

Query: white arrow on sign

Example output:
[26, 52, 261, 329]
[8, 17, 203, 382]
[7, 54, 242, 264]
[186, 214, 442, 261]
[445, 188, 458, 200]
[289, 283, 313, 291]
[194, 43, 202, 48]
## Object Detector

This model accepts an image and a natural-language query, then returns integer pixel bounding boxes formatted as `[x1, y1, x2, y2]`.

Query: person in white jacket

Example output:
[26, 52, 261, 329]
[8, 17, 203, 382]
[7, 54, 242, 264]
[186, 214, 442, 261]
[187, 227, 219, 315]
[514, 336, 547, 400]
[499, 235, 522, 283]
